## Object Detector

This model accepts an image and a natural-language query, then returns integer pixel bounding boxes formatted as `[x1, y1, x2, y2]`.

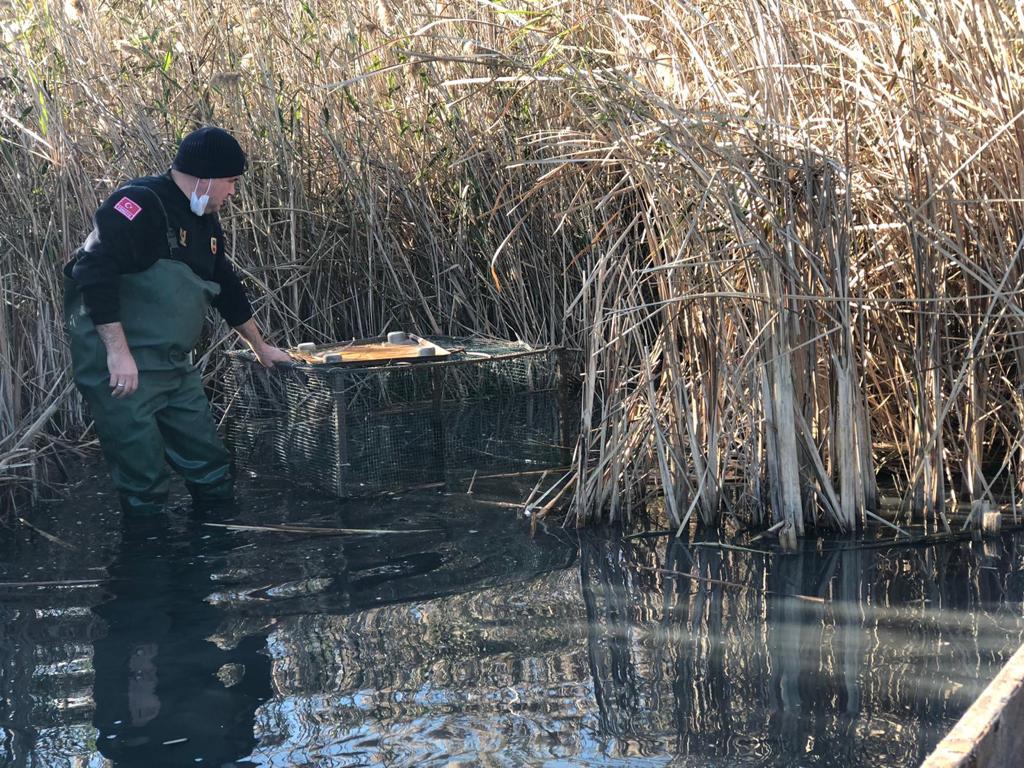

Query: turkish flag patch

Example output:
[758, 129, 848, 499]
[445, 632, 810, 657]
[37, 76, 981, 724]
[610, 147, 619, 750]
[113, 196, 142, 221]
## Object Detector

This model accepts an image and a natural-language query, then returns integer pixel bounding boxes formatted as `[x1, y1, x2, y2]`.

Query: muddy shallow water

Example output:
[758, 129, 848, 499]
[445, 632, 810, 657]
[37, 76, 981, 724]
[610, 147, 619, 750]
[2, 466, 1023, 767]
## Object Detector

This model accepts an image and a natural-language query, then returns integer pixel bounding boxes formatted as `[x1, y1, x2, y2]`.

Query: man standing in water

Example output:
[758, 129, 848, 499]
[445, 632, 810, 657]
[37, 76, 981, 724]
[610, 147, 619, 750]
[64, 126, 291, 514]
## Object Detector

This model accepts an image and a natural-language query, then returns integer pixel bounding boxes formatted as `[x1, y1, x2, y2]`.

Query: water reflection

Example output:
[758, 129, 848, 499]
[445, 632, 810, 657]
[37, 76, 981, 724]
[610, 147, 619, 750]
[91, 516, 272, 766]
[577, 534, 1024, 766]
[3, 475, 1024, 766]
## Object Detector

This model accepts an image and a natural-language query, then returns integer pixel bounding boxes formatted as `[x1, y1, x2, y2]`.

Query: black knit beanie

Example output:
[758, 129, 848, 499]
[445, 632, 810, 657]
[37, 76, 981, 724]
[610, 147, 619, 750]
[172, 127, 247, 178]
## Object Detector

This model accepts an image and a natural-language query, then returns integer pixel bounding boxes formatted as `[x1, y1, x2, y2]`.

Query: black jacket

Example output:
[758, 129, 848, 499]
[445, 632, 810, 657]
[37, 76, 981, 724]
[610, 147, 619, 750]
[66, 173, 253, 327]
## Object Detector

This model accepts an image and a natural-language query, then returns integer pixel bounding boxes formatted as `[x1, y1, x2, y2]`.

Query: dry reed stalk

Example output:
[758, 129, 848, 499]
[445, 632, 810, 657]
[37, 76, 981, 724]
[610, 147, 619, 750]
[0, 0, 1021, 541]
[538, 0, 1022, 535]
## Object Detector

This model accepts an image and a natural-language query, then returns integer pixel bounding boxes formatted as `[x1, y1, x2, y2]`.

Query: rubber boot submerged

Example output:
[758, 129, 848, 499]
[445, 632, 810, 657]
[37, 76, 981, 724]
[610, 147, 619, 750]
[65, 259, 234, 512]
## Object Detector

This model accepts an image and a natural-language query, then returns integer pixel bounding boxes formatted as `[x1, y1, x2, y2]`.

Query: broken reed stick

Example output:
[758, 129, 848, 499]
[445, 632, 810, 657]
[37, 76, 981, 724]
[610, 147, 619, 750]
[748, 520, 787, 544]
[378, 481, 447, 496]
[533, 473, 576, 519]
[16, 517, 77, 550]
[863, 509, 911, 538]
[692, 541, 773, 556]
[522, 470, 550, 511]
[466, 467, 572, 481]
[0, 579, 102, 588]
[623, 529, 676, 540]
[203, 522, 437, 536]
[628, 520, 786, 544]
[813, 524, 1024, 554]
[639, 564, 826, 604]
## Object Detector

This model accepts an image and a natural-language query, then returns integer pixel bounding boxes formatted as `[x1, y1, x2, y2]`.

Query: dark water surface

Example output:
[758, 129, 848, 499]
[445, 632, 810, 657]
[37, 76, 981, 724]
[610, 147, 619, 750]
[3, 467, 1024, 767]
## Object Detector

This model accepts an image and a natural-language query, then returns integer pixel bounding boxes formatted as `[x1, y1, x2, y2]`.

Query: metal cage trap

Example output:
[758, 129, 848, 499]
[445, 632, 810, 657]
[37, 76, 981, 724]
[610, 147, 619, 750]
[224, 335, 575, 497]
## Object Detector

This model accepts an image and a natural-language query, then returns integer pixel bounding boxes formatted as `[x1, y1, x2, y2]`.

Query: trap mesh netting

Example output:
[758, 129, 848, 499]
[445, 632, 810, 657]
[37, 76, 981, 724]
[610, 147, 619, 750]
[224, 337, 575, 496]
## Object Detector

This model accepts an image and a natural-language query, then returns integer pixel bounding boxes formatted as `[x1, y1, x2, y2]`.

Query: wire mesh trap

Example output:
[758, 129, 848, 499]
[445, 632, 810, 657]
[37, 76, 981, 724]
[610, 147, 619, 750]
[224, 336, 576, 497]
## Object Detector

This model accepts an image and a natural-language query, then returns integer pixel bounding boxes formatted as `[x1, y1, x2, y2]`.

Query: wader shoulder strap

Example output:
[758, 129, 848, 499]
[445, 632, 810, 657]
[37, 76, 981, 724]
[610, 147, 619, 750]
[120, 183, 181, 258]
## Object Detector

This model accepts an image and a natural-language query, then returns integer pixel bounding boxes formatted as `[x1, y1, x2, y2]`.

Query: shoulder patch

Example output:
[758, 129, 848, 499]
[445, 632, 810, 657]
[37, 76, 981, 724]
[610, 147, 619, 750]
[113, 196, 142, 221]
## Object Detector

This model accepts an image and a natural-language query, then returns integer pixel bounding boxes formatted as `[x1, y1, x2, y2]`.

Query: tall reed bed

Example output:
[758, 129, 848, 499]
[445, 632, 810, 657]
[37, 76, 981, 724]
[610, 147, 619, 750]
[540, 0, 1024, 534]
[1, 1, 1021, 535]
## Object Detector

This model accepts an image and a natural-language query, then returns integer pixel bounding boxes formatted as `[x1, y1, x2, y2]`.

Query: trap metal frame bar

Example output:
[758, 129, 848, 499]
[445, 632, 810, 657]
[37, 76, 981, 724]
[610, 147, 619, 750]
[223, 337, 576, 497]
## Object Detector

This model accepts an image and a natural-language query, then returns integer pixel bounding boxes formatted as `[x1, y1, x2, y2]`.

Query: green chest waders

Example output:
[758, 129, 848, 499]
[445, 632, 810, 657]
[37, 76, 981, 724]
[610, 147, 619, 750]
[65, 259, 234, 514]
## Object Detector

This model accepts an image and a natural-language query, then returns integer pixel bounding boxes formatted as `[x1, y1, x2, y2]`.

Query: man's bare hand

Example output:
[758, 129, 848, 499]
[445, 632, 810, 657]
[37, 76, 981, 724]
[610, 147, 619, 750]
[232, 319, 292, 368]
[107, 349, 139, 398]
[95, 322, 139, 398]
[252, 343, 292, 368]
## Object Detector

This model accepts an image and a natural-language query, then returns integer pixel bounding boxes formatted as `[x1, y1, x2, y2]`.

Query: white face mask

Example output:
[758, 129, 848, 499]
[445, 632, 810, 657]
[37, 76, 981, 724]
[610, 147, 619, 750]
[190, 178, 212, 216]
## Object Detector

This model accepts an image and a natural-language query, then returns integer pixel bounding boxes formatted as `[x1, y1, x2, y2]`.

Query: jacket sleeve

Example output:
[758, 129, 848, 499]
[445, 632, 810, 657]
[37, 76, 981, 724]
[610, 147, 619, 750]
[70, 188, 162, 325]
[209, 225, 254, 327]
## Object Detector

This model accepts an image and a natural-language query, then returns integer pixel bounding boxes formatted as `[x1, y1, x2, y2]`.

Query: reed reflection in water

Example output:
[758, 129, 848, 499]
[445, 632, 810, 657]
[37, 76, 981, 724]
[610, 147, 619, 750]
[249, 530, 1024, 767]
[3, 477, 1024, 767]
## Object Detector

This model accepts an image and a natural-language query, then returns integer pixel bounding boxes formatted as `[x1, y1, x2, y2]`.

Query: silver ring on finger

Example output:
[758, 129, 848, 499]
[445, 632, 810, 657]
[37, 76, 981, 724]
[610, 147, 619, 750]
[116, 383, 125, 388]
